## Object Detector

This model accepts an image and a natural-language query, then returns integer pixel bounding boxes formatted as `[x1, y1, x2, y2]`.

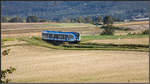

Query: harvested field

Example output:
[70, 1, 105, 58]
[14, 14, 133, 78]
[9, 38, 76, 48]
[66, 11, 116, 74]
[86, 38, 149, 45]
[1, 23, 100, 38]
[114, 21, 149, 27]
[114, 21, 149, 31]
[1, 45, 149, 83]
[2, 21, 149, 38]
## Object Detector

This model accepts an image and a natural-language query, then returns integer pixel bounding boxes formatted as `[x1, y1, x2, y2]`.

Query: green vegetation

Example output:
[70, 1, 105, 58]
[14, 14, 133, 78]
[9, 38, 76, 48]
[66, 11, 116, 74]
[1, 48, 16, 83]
[63, 43, 148, 52]
[81, 34, 148, 42]
[2, 38, 16, 42]
[26, 16, 39, 23]
[1, 67, 16, 83]
[8, 17, 24, 23]
[142, 29, 149, 35]
[103, 16, 114, 25]
[101, 25, 131, 31]
[1, 16, 10, 22]
[17, 36, 64, 49]
[100, 25, 115, 35]
[127, 29, 149, 35]
[2, 34, 148, 52]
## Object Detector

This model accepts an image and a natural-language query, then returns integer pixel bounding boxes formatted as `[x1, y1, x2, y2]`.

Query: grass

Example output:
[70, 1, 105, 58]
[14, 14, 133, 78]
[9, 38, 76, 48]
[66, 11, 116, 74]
[15, 35, 149, 52]
[2, 34, 149, 52]
[64, 43, 148, 52]
[44, 23, 95, 28]
[55, 23, 94, 27]
[1, 38, 16, 42]
[81, 34, 148, 42]
[17, 36, 64, 49]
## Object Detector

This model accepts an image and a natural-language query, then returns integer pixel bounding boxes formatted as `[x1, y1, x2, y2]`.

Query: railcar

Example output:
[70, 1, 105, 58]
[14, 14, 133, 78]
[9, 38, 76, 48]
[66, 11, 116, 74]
[42, 30, 80, 43]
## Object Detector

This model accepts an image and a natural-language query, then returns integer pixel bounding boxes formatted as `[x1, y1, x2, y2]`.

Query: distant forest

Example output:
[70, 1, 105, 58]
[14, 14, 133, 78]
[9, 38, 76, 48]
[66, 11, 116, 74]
[1, 1, 149, 22]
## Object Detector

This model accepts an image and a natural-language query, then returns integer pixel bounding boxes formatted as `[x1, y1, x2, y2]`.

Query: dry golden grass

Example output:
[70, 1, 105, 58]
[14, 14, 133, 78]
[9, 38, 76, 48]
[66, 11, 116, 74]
[2, 21, 149, 38]
[1, 23, 100, 38]
[114, 21, 149, 26]
[87, 38, 149, 45]
[2, 45, 149, 83]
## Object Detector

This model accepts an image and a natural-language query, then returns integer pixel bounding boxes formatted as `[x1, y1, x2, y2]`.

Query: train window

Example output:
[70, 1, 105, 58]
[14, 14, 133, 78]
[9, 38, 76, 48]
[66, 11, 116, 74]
[68, 35, 74, 39]
[58, 34, 61, 39]
[54, 34, 56, 39]
[46, 34, 49, 38]
[54, 34, 59, 39]
[58, 34, 64, 39]
[42, 33, 45, 38]
[52, 34, 54, 38]
[64, 35, 68, 39]
[62, 35, 65, 39]
[43, 34, 48, 38]
[48, 34, 53, 38]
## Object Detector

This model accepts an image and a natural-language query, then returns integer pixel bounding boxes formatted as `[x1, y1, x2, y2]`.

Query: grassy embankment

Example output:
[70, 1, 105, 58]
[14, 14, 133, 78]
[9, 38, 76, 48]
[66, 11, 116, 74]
[2, 34, 149, 52]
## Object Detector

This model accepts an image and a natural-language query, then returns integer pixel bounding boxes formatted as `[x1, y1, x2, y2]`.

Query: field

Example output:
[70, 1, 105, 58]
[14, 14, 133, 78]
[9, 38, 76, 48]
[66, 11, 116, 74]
[1, 21, 149, 83]
[1, 23, 100, 38]
[2, 45, 148, 83]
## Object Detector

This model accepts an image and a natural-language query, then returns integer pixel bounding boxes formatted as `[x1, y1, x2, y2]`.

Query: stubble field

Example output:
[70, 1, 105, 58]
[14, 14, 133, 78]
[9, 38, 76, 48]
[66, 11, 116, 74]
[2, 45, 149, 83]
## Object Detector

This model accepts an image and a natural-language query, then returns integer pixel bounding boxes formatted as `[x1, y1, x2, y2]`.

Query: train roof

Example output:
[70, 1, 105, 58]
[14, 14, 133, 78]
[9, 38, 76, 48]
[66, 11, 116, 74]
[42, 30, 79, 35]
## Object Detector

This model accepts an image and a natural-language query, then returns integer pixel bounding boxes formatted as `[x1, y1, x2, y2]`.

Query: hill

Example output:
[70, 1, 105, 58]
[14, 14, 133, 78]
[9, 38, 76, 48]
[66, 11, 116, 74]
[2, 1, 149, 20]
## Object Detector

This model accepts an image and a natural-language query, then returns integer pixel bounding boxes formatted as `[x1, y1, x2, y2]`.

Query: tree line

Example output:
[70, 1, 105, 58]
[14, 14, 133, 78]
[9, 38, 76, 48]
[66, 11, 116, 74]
[1, 15, 119, 24]
[60, 15, 122, 24]
[1, 16, 49, 23]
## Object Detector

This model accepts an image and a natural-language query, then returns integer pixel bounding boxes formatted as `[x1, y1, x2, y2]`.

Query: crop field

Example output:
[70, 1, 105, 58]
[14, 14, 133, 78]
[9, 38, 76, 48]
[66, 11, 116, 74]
[1, 23, 100, 38]
[1, 21, 149, 83]
[2, 45, 149, 83]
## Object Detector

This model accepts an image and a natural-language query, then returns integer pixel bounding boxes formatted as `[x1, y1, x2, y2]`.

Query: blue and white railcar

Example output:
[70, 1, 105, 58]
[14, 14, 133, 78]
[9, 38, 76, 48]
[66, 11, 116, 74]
[42, 30, 80, 43]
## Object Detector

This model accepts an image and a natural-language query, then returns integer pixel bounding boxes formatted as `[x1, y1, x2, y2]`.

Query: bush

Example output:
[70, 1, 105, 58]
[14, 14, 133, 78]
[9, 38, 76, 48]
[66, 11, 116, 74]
[127, 32, 137, 35]
[103, 16, 113, 25]
[26, 16, 39, 23]
[1, 48, 16, 83]
[1, 17, 9, 22]
[101, 25, 130, 31]
[127, 30, 149, 36]
[142, 30, 149, 35]
[8, 17, 23, 23]
[39, 19, 48, 22]
[100, 25, 115, 35]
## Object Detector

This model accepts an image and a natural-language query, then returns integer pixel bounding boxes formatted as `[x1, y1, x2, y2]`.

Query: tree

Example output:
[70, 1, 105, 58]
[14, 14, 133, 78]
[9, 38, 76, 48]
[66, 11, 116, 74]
[103, 15, 113, 25]
[60, 18, 71, 23]
[85, 16, 93, 24]
[8, 17, 23, 23]
[78, 16, 85, 23]
[96, 16, 102, 23]
[70, 18, 76, 23]
[39, 19, 48, 22]
[1, 17, 9, 23]
[73, 18, 79, 23]
[100, 25, 115, 35]
[26, 16, 39, 23]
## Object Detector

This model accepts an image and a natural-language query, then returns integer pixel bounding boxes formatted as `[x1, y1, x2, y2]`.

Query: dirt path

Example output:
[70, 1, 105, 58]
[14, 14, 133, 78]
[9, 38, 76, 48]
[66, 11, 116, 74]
[2, 45, 148, 83]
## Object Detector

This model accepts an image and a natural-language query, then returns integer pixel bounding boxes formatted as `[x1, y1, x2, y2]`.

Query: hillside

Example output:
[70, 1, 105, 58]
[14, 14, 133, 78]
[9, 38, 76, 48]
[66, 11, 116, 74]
[2, 1, 149, 20]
